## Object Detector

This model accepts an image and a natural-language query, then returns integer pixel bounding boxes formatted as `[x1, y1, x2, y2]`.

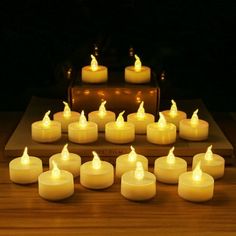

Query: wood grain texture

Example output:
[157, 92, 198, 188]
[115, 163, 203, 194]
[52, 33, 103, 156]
[0, 111, 236, 235]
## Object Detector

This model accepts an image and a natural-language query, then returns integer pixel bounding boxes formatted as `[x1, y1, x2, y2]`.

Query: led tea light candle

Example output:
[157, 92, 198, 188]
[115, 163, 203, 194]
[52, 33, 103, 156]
[154, 147, 187, 184]
[125, 54, 151, 84]
[105, 111, 135, 144]
[82, 54, 108, 83]
[9, 147, 43, 184]
[162, 100, 187, 130]
[53, 101, 80, 132]
[80, 151, 114, 189]
[179, 109, 209, 141]
[116, 146, 148, 178]
[32, 111, 61, 143]
[121, 162, 156, 201]
[127, 101, 155, 134]
[192, 145, 225, 179]
[68, 110, 98, 144]
[178, 162, 214, 202]
[147, 112, 176, 145]
[38, 161, 74, 201]
[49, 144, 81, 178]
[88, 100, 116, 132]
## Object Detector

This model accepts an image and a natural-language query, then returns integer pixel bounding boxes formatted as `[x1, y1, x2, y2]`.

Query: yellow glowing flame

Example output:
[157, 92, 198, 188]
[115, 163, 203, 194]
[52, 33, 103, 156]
[190, 109, 199, 126]
[51, 160, 61, 179]
[166, 147, 176, 164]
[116, 111, 125, 128]
[98, 100, 107, 117]
[192, 161, 202, 181]
[63, 101, 71, 118]
[157, 112, 167, 128]
[170, 99, 178, 117]
[92, 151, 101, 169]
[204, 145, 213, 161]
[42, 110, 51, 128]
[136, 101, 145, 119]
[90, 54, 98, 71]
[79, 110, 87, 128]
[134, 54, 142, 72]
[128, 146, 137, 162]
[61, 144, 69, 160]
[20, 147, 30, 165]
[134, 162, 144, 180]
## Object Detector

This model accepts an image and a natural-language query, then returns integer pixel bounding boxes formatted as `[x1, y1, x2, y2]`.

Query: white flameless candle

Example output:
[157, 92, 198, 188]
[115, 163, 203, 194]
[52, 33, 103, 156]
[121, 162, 156, 201]
[147, 112, 176, 145]
[125, 54, 151, 84]
[162, 100, 187, 130]
[116, 146, 148, 178]
[49, 144, 81, 178]
[82, 55, 108, 83]
[32, 111, 61, 143]
[38, 161, 74, 201]
[88, 100, 116, 131]
[80, 151, 114, 189]
[53, 101, 80, 132]
[127, 101, 155, 134]
[178, 162, 214, 202]
[105, 111, 135, 144]
[179, 109, 209, 141]
[192, 145, 225, 179]
[154, 147, 187, 184]
[68, 110, 98, 144]
[9, 147, 43, 184]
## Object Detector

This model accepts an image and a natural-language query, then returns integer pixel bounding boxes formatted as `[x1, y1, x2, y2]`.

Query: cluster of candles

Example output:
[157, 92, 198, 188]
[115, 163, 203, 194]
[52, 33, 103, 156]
[9, 144, 224, 202]
[31, 99, 209, 145]
[81, 54, 151, 84]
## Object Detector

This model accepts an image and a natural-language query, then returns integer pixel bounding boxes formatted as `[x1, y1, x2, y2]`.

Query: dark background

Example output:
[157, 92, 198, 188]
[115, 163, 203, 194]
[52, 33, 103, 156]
[1, 0, 236, 111]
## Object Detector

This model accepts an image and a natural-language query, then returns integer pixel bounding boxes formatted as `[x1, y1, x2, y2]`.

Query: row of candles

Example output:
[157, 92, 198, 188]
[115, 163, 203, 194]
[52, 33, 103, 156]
[9, 144, 224, 202]
[81, 54, 151, 84]
[32, 100, 209, 145]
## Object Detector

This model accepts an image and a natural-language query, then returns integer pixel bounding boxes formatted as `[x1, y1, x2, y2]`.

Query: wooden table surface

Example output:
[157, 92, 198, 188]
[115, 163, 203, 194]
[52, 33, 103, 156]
[0, 112, 236, 236]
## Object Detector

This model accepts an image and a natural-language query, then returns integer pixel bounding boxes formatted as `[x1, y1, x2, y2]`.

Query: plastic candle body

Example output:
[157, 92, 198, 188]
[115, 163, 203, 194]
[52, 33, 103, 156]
[32, 111, 61, 143]
[82, 55, 108, 83]
[162, 100, 187, 130]
[116, 146, 148, 178]
[125, 55, 151, 84]
[121, 162, 156, 201]
[127, 101, 155, 134]
[53, 102, 80, 132]
[68, 111, 98, 144]
[38, 161, 74, 201]
[192, 145, 225, 179]
[178, 162, 214, 202]
[105, 111, 135, 144]
[147, 112, 176, 145]
[88, 101, 116, 131]
[80, 152, 114, 189]
[49, 144, 81, 177]
[9, 147, 43, 184]
[154, 147, 187, 184]
[179, 109, 209, 141]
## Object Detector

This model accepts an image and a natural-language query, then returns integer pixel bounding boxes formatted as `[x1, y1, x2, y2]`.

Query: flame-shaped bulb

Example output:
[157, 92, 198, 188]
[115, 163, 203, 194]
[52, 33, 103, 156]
[136, 101, 145, 119]
[90, 54, 98, 71]
[61, 144, 69, 160]
[134, 54, 142, 72]
[79, 110, 87, 128]
[128, 146, 137, 162]
[116, 111, 125, 128]
[42, 110, 51, 128]
[192, 161, 202, 181]
[191, 109, 199, 126]
[157, 112, 167, 129]
[170, 99, 178, 117]
[51, 160, 61, 179]
[63, 101, 71, 118]
[92, 151, 101, 169]
[134, 162, 144, 180]
[20, 147, 30, 165]
[166, 147, 176, 164]
[205, 145, 213, 161]
[98, 100, 107, 117]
